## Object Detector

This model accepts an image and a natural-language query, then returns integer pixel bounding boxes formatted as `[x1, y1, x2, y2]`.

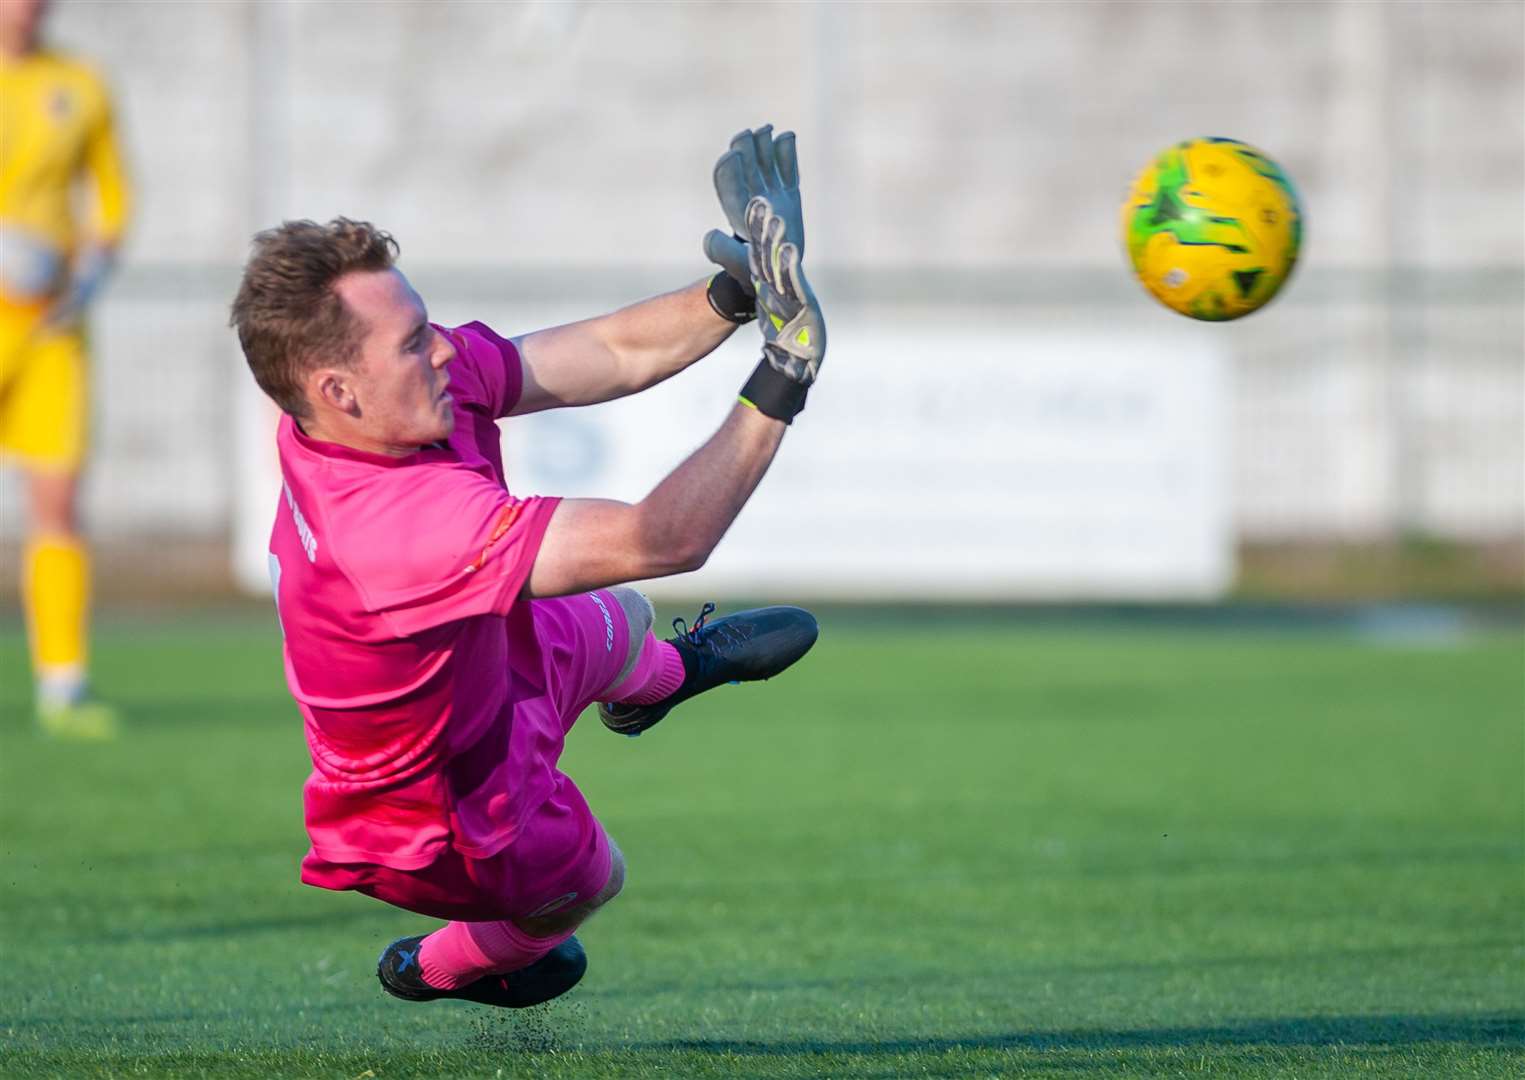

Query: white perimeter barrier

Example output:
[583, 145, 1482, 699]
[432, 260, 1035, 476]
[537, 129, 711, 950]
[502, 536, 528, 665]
[236, 314, 1230, 601]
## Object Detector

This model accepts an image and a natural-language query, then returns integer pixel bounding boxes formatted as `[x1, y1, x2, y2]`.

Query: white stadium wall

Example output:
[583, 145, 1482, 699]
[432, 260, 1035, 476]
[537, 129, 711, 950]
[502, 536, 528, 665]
[0, 0, 1519, 600]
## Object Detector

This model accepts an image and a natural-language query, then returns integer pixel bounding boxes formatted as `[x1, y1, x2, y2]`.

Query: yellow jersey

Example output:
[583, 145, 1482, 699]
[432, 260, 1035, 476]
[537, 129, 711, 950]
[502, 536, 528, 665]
[0, 47, 130, 299]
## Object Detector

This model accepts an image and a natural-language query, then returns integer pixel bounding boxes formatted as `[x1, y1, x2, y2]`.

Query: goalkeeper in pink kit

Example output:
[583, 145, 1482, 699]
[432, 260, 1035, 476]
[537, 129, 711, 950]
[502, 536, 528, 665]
[229, 128, 823, 1007]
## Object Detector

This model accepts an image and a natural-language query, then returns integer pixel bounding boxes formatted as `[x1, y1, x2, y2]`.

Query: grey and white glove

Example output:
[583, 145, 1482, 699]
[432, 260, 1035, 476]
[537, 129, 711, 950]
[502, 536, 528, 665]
[737, 195, 825, 424]
[704, 125, 804, 305]
[748, 195, 824, 385]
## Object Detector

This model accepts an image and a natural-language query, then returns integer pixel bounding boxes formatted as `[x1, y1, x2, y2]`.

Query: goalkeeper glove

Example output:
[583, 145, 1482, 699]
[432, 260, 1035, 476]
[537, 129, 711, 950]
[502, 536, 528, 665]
[738, 196, 825, 424]
[704, 125, 804, 323]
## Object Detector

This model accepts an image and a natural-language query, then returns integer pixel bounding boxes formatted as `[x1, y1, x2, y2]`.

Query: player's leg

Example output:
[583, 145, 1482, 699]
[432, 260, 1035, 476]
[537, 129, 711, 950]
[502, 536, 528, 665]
[377, 778, 622, 1008]
[512, 834, 627, 939]
[2, 321, 115, 738]
[375, 593, 632, 1010]
[598, 600, 821, 736]
[374, 590, 700, 1009]
[25, 470, 117, 739]
[26, 468, 85, 693]
[607, 585, 654, 685]
[599, 585, 687, 705]
[398, 839, 626, 1000]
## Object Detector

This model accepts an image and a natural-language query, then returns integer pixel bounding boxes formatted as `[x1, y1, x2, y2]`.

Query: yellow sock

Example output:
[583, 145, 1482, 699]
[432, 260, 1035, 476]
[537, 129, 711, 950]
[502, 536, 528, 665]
[23, 535, 90, 698]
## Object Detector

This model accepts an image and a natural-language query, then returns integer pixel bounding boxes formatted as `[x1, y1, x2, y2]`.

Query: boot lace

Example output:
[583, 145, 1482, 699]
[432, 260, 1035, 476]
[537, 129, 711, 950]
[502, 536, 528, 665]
[672, 601, 753, 657]
[672, 602, 717, 645]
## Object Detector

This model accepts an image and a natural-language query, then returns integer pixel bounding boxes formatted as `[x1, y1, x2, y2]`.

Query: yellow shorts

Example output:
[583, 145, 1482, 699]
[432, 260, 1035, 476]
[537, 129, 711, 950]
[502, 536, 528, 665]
[0, 298, 88, 471]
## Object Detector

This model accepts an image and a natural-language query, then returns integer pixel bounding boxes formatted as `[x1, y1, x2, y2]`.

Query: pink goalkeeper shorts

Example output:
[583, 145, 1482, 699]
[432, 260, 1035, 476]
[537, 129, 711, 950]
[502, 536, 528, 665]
[300, 590, 632, 923]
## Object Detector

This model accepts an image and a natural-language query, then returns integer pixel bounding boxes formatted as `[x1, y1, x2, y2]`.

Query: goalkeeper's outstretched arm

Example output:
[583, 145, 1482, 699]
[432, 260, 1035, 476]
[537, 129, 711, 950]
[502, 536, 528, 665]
[523, 401, 785, 597]
[507, 279, 738, 416]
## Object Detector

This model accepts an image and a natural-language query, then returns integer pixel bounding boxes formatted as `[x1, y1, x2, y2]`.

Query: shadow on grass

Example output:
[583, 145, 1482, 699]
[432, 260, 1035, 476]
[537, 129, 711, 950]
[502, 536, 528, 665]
[591, 938, 1522, 1001]
[646, 1012, 1525, 1055]
[621, 841, 1525, 897]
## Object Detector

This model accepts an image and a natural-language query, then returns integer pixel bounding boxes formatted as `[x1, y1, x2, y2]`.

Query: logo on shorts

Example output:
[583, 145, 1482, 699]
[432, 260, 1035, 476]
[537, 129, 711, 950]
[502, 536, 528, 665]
[524, 892, 579, 919]
[588, 592, 615, 652]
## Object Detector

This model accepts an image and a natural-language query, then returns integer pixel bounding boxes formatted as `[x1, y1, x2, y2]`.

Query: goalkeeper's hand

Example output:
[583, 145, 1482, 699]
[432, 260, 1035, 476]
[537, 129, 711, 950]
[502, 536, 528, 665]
[703, 125, 803, 298]
[735, 195, 823, 424]
[748, 195, 824, 386]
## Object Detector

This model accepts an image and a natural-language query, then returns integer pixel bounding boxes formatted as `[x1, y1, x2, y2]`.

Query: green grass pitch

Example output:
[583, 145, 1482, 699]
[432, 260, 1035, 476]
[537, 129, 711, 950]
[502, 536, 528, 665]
[1, 609, 1521, 1078]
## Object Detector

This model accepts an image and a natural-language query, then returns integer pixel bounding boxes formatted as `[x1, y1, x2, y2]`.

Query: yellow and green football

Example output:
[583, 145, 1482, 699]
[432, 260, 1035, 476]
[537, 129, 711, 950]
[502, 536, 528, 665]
[1122, 137, 1303, 321]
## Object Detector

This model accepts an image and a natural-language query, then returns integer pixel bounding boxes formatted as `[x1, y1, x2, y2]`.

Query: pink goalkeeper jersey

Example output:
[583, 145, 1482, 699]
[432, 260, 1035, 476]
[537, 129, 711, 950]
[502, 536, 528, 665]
[269, 322, 562, 870]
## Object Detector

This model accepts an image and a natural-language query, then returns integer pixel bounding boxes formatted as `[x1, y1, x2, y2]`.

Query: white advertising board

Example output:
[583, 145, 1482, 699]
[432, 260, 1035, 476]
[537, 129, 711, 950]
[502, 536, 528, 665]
[236, 313, 1230, 600]
[503, 314, 1232, 600]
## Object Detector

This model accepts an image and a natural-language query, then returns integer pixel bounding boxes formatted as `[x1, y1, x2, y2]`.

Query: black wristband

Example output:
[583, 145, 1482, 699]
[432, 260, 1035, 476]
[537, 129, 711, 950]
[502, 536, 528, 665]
[706, 271, 756, 325]
[739, 359, 809, 423]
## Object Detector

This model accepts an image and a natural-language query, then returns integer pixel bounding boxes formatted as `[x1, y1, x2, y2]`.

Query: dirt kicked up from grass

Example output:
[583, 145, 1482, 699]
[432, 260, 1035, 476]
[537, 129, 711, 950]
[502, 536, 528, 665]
[1, 610, 1521, 1078]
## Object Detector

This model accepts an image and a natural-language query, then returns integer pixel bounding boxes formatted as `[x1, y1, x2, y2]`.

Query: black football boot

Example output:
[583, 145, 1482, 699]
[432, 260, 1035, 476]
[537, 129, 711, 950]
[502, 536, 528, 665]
[598, 602, 819, 737]
[377, 933, 586, 1008]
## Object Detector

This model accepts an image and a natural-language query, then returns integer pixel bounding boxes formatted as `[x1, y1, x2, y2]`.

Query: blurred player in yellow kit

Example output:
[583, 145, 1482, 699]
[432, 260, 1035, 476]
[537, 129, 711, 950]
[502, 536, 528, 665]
[1, 0, 130, 738]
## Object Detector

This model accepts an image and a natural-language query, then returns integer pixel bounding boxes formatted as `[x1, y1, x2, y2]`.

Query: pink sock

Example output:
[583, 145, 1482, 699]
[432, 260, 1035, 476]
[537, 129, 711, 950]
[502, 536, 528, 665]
[418, 918, 569, 990]
[605, 636, 684, 704]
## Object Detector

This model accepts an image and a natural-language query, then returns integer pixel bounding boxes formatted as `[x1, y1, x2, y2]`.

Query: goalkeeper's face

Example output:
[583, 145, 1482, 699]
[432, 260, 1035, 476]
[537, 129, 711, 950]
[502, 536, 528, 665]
[331, 268, 457, 454]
